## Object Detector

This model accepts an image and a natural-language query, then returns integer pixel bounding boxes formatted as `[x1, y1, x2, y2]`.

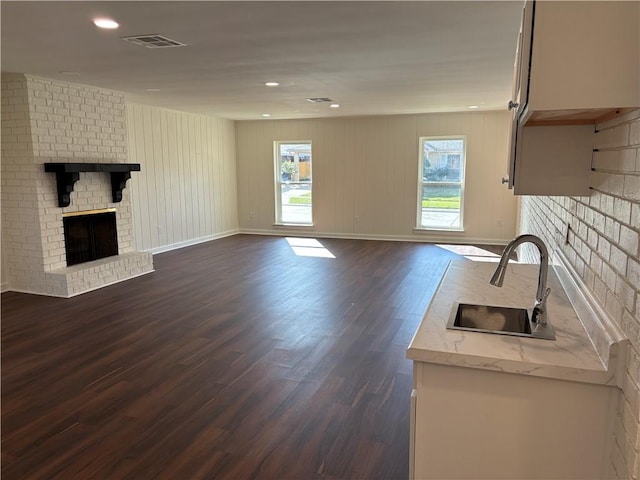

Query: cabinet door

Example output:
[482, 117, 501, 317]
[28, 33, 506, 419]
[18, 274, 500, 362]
[413, 362, 616, 479]
[514, 124, 593, 196]
[512, 0, 533, 116]
[506, 1, 534, 188]
[528, 1, 640, 112]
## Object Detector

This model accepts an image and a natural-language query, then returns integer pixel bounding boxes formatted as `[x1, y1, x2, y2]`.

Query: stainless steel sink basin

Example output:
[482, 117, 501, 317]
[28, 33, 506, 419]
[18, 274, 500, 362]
[446, 303, 554, 340]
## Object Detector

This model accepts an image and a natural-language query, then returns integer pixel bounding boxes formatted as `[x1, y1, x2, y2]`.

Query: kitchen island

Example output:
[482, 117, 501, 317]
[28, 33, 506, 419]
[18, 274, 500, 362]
[407, 258, 627, 479]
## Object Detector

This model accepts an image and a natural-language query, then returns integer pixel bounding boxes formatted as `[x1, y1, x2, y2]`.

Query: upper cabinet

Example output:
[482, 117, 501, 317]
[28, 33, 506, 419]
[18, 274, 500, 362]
[506, 0, 639, 195]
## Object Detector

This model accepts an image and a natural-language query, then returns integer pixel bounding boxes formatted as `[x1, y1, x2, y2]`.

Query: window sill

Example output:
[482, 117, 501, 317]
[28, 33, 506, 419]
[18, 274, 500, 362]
[413, 227, 465, 234]
[273, 223, 315, 229]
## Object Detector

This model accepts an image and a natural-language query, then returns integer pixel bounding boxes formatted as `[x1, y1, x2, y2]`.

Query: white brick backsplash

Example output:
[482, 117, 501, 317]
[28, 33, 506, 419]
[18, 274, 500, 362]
[622, 149, 638, 172]
[616, 277, 636, 314]
[621, 226, 640, 257]
[631, 121, 640, 145]
[594, 150, 638, 173]
[613, 124, 631, 148]
[591, 251, 604, 276]
[599, 235, 613, 260]
[624, 175, 640, 201]
[520, 110, 640, 479]
[607, 217, 623, 244]
[614, 198, 633, 224]
[611, 245, 629, 275]
[607, 289, 625, 322]
[630, 259, 640, 293]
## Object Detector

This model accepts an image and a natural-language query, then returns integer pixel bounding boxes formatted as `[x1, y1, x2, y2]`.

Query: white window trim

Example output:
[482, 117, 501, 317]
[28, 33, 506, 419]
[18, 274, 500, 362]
[416, 135, 466, 231]
[274, 140, 313, 226]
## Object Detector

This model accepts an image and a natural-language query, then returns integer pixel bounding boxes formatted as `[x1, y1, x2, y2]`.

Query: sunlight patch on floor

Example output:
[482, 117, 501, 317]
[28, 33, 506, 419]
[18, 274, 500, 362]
[286, 237, 336, 259]
[436, 244, 514, 263]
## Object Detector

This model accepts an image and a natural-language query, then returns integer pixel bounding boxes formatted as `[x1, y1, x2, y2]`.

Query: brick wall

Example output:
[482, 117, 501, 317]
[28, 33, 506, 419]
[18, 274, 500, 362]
[520, 109, 640, 479]
[1, 74, 151, 296]
[1, 74, 46, 292]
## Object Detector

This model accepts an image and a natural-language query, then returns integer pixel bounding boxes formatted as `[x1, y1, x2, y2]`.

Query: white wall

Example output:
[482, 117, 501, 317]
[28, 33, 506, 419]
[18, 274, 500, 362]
[126, 104, 239, 253]
[235, 111, 516, 244]
[519, 110, 640, 479]
[1, 244, 7, 292]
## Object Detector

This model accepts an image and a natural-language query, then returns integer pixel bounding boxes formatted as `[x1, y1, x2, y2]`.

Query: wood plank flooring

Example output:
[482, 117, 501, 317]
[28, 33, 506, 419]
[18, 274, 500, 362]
[2, 235, 476, 479]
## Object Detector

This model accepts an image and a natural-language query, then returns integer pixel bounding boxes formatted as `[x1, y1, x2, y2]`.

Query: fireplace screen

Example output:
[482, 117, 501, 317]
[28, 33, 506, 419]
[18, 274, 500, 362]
[63, 211, 118, 266]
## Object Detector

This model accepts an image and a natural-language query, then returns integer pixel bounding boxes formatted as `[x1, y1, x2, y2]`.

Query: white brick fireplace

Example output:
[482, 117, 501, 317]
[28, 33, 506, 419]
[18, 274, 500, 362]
[1, 74, 153, 297]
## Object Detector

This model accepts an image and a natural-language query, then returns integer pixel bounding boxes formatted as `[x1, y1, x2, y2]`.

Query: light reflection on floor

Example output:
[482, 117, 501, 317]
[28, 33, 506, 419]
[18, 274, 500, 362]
[436, 244, 514, 263]
[286, 237, 336, 259]
[284, 238, 509, 263]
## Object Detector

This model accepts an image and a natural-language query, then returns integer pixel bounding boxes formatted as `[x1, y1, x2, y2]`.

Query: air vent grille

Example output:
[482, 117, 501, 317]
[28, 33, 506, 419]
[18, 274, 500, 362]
[306, 97, 333, 104]
[121, 34, 187, 49]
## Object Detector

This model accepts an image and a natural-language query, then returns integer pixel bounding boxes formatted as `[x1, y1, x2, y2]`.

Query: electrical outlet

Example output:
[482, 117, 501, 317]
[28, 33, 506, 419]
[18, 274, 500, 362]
[496, 219, 504, 228]
[249, 210, 255, 219]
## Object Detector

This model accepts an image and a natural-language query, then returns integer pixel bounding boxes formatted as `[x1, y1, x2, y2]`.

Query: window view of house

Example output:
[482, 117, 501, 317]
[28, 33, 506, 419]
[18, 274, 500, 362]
[417, 137, 465, 230]
[274, 141, 312, 225]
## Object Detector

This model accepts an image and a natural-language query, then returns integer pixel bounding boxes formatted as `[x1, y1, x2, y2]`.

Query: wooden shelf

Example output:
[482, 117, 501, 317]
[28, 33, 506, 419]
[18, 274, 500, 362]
[44, 163, 141, 207]
[525, 108, 635, 127]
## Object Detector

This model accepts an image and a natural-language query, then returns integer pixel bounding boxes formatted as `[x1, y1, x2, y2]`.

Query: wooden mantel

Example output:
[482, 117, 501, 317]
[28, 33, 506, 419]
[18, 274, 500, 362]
[44, 163, 141, 207]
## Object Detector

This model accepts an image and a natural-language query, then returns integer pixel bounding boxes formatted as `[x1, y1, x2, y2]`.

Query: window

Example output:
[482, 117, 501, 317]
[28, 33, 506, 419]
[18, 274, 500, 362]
[417, 136, 465, 230]
[274, 141, 312, 225]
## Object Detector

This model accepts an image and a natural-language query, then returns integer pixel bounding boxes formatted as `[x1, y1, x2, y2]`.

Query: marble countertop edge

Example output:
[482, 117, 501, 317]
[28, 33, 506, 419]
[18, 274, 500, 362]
[406, 347, 616, 386]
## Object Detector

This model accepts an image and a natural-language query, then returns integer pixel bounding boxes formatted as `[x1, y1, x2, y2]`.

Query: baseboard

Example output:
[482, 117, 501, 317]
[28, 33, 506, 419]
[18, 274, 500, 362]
[239, 228, 511, 245]
[147, 229, 240, 255]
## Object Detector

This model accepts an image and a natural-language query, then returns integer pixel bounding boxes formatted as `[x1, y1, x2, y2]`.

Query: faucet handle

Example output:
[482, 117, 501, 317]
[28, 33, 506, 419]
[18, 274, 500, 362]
[535, 287, 551, 308]
[533, 288, 551, 325]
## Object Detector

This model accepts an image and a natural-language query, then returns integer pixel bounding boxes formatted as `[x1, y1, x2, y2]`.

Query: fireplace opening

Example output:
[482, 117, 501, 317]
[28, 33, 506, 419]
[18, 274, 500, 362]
[63, 210, 118, 266]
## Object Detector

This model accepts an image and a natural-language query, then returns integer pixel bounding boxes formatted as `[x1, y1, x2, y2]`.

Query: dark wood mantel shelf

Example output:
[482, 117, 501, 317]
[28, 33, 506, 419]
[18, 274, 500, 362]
[44, 163, 141, 207]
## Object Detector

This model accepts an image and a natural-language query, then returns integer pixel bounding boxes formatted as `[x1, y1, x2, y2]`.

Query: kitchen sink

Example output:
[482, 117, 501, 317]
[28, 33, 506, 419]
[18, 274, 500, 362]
[447, 302, 554, 339]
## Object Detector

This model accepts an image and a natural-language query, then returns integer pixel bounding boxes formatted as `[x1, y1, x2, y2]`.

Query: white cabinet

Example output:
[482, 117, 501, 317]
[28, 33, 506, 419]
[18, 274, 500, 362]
[506, 0, 639, 195]
[410, 362, 618, 479]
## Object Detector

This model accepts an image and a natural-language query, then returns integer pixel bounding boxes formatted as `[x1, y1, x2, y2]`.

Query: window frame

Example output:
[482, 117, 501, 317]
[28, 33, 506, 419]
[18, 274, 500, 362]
[416, 135, 466, 231]
[274, 140, 313, 226]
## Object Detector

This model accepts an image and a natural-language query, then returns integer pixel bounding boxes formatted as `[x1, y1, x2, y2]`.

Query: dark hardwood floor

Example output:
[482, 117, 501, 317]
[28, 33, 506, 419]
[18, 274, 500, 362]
[2, 235, 473, 479]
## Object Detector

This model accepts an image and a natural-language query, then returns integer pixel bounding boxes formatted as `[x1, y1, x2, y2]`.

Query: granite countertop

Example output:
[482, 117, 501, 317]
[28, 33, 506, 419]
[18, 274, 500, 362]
[407, 259, 621, 386]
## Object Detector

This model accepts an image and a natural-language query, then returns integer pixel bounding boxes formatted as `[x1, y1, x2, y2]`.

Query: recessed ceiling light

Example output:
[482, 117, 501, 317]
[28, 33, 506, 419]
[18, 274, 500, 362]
[330, 104, 340, 109]
[93, 18, 119, 29]
[262, 113, 271, 118]
[59, 71, 80, 76]
[265, 82, 280, 87]
[469, 105, 479, 109]
[145, 88, 161, 92]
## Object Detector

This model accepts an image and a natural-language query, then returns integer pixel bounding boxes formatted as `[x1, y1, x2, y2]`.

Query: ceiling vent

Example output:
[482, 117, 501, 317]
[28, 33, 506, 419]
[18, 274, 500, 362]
[306, 97, 333, 103]
[121, 34, 186, 49]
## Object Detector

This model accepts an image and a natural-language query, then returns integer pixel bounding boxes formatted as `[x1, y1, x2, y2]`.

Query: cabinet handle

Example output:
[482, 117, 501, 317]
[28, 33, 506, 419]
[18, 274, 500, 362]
[508, 100, 519, 111]
[501, 177, 510, 184]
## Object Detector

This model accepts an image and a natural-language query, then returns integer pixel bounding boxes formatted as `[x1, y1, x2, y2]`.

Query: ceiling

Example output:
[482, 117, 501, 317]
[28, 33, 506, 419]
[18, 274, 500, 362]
[1, 1, 523, 120]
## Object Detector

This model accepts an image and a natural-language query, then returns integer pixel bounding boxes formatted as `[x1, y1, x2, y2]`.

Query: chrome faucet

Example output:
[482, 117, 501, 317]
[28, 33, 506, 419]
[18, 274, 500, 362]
[490, 234, 553, 333]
